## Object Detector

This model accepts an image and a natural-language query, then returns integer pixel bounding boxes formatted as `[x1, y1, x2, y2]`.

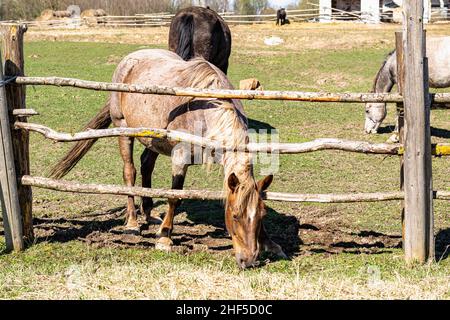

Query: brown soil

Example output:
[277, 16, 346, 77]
[32, 199, 402, 257]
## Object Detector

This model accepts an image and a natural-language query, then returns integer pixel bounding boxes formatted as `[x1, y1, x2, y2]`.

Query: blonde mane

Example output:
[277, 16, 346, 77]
[180, 58, 229, 90]
[178, 59, 258, 214]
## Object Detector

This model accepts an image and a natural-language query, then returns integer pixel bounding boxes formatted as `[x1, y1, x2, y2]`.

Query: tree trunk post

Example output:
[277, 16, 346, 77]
[402, 2, 434, 263]
[395, 31, 405, 247]
[0, 50, 24, 251]
[1, 24, 33, 244]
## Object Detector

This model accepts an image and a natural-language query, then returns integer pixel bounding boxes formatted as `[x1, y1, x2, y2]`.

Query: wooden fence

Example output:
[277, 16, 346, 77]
[5, 6, 450, 29]
[9, 8, 321, 28]
[0, 1, 448, 264]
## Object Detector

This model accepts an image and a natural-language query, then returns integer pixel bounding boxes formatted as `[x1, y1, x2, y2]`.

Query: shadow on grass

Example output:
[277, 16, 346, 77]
[431, 126, 450, 139]
[33, 206, 125, 244]
[376, 125, 449, 139]
[248, 118, 276, 131]
[300, 227, 402, 256]
[377, 125, 396, 134]
[435, 228, 450, 261]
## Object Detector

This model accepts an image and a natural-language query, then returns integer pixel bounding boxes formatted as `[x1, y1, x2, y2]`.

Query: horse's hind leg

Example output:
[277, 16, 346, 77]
[118, 136, 138, 231]
[156, 163, 188, 250]
[140, 148, 159, 223]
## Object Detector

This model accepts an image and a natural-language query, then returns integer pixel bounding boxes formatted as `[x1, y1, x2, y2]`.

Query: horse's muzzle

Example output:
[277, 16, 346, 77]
[364, 118, 380, 134]
[236, 252, 260, 269]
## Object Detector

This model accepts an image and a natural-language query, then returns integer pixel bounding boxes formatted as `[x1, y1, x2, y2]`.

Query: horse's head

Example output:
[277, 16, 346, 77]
[364, 102, 387, 134]
[225, 173, 273, 269]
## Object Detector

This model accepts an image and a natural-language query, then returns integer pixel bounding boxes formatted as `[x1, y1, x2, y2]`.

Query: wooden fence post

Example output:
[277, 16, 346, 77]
[395, 32, 405, 246]
[0, 49, 24, 251]
[0, 24, 33, 244]
[402, 1, 434, 263]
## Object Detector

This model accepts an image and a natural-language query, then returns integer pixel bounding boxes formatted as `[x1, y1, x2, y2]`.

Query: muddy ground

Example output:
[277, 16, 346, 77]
[31, 199, 404, 258]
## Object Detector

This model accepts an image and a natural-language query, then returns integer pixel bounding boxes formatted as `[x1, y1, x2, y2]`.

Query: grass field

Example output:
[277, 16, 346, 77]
[0, 23, 449, 299]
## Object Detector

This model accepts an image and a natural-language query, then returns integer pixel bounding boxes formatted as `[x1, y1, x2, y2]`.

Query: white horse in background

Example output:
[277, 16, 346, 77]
[364, 36, 450, 139]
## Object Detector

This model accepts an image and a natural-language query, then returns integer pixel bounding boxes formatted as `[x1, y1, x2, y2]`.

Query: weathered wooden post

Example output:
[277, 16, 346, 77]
[0, 24, 33, 244]
[395, 31, 405, 245]
[401, 1, 434, 263]
[0, 49, 24, 251]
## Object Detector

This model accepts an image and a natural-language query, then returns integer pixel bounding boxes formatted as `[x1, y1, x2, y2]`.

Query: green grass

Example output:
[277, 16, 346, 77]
[1, 241, 449, 299]
[0, 32, 449, 299]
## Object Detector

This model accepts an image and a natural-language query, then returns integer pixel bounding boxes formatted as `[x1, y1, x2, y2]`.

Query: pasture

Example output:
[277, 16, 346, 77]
[0, 23, 449, 299]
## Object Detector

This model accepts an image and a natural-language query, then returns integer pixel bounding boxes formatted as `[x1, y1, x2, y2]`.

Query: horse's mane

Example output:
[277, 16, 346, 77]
[178, 58, 256, 213]
[372, 50, 395, 92]
[179, 57, 231, 91]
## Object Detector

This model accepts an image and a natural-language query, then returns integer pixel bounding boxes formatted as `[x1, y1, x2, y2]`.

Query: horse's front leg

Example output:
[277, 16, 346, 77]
[118, 136, 138, 232]
[387, 106, 402, 143]
[155, 162, 188, 251]
[258, 224, 287, 259]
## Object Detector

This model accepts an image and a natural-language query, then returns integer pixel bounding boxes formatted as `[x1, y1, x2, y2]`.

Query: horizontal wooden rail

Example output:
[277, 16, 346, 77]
[15, 76, 450, 103]
[12, 109, 38, 117]
[433, 144, 450, 156]
[16, 122, 450, 156]
[15, 76, 405, 103]
[21, 176, 450, 203]
[15, 121, 404, 155]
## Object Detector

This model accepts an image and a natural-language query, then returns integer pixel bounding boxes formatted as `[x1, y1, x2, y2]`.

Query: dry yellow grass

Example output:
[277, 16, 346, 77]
[2, 254, 449, 299]
[25, 22, 450, 51]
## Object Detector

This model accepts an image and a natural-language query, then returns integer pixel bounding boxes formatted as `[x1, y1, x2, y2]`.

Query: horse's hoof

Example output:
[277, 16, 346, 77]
[155, 237, 173, 251]
[386, 134, 399, 144]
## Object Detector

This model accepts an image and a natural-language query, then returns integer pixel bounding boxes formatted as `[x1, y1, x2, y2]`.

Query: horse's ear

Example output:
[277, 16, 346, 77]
[227, 173, 240, 193]
[257, 175, 273, 192]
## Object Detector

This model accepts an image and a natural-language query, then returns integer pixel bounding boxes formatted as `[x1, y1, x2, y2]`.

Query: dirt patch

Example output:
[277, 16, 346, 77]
[30, 200, 402, 258]
[298, 214, 402, 255]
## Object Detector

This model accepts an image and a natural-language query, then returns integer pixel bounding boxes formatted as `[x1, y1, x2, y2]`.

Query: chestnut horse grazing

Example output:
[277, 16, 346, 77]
[50, 49, 285, 268]
[168, 6, 231, 74]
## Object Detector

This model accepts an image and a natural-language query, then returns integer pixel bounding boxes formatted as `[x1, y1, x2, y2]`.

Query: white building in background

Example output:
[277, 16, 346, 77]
[318, 0, 447, 23]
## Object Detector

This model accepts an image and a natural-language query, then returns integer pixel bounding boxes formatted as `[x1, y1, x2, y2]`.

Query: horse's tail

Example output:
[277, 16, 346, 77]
[49, 99, 112, 179]
[175, 13, 195, 61]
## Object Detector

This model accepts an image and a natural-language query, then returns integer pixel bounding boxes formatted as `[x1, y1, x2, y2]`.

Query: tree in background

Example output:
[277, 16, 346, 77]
[168, 0, 231, 12]
[205, 0, 231, 12]
[297, 0, 319, 10]
[234, 0, 268, 15]
[1, 0, 178, 20]
[0, 0, 286, 20]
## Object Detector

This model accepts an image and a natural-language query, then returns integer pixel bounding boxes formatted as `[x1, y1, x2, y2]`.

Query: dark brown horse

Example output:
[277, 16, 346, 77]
[50, 49, 285, 268]
[168, 6, 231, 74]
[276, 8, 287, 25]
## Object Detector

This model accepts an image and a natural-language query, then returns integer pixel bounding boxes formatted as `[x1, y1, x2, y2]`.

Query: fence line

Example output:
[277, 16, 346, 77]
[14, 76, 404, 103]
[14, 76, 450, 104]
[20, 176, 450, 203]
[14, 121, 401, 155]
[6, 8, 323, 29]
[14, 121, 450, 157]
[7, 7, 450, 29]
